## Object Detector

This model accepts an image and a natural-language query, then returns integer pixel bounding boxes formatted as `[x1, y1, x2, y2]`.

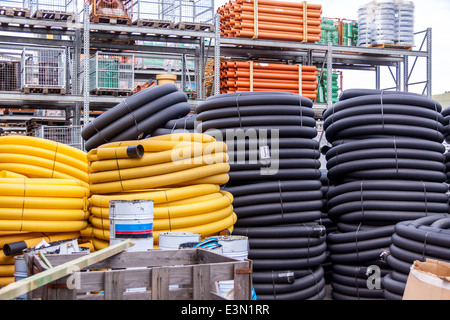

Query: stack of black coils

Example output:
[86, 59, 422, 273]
[323, 89, 448, 300]
[196, 91, 327, 300]
[382, 214, 450, 300]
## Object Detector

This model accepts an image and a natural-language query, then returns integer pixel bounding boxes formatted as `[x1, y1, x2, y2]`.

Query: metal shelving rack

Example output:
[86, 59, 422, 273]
[0, 2, 216, 127]
[0, 8, 432, 127]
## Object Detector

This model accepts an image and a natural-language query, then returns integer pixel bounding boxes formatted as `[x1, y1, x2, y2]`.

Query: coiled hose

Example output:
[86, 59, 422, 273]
[0, 136, 89, 188]
[382, 214, 450, 300]
[82, 84, 191, 151]
[323, 89, 447, 300]
[196, 91, 326, 300]
[87, 133, 235, 249]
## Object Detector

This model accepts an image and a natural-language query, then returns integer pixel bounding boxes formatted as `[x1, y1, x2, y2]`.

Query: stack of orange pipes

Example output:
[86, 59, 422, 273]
[220, 61, 318, 100]
[218, 0, 323, 42]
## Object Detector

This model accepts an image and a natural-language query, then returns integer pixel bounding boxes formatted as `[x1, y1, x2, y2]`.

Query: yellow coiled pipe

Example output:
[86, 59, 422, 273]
[0, 178, 90, 232]
[87, 133, 236, 250]
[0, 136, 89, 188]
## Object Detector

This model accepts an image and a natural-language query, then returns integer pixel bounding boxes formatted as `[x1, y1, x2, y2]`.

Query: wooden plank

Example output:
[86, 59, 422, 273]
[151, 267, 169, 300]
[104, 270, 125, 300]
[0, 239, 134, 300]
[233, 261, 252, 300]
[192, 264, 210, 300]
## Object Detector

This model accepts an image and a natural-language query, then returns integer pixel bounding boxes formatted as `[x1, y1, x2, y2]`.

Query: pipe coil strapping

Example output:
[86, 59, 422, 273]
[383, 214, 450, 300]
[196, 91, 326, 300]
[82, 84, 191, 151]
[324, 89, 447, 300]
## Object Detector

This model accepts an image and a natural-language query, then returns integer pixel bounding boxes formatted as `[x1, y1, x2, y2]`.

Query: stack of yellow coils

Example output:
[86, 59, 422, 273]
[87, 133, 237, 250]
[0, 136, 92, 287]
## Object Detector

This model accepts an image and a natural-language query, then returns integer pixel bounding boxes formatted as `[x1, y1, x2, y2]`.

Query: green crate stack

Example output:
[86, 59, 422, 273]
[316, 70, 339, 104]
[317, 19, 339, 45]
[342, 20, 359, 47]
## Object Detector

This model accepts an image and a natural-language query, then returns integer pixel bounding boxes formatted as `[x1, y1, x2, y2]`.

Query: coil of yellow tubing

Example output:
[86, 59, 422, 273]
[0, 136, 89, 188]
[0, 178, 90, 232]
[88, 134, 230, 194]
[88, 185, 236, 247]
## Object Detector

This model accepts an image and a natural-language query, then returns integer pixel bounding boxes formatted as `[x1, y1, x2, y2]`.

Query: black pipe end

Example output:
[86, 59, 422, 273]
[3, 241, 27, 256]
[126, 145, 145, 158]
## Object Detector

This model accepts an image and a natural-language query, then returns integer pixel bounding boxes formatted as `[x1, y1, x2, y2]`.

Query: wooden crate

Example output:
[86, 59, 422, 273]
[29, 248, 253, 300]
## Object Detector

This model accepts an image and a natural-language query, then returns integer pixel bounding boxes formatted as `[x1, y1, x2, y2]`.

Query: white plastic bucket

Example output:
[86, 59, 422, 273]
[212, 235, 249, 260]
[158, 232, 201, 250]
[109, 200, 154, 240]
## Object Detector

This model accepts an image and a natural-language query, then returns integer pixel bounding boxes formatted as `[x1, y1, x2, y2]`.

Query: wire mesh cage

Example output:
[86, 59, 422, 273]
[170, 0, 214, 25]
[27, 0, 78, 14]
[21, 47, 66, 93]
[89, 0, 132, 23]
[0, 0, 26, 9]
[89, 51, 134, 95]
[132, 0, 174, 25]
[35, 125, 83, 150]
[0, 52, 21, 91]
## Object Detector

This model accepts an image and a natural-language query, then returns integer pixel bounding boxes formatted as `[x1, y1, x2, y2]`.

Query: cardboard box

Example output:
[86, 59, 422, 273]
[403, 259, 450, 300]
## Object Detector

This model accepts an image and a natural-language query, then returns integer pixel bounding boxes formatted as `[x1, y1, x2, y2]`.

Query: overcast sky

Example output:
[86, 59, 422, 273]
[215, 0, 450, 95]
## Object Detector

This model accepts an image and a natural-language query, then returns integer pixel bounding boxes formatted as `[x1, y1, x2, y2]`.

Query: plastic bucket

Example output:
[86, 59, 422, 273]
[207, 236, 249, 298]
[14, 255, 27, 300]
[158, 232, 201, 250]
[109, 200, 154, 240]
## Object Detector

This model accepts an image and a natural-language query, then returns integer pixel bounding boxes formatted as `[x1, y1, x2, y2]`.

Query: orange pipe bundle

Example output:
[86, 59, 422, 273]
[220, 61, 318, 100]
[218, 0, 323, 42]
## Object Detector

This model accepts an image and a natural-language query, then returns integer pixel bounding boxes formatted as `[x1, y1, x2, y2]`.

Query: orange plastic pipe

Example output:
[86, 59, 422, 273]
[232, 72, 317, 81]
[234, 22, 321, 33]
[234, 62, 317, 72]
[234, 81, 318, 90]
[234, 13, 321, 26]
[239, 5, 322, 19]
[234, 30, 321, 42]
[236, 0, 322, 10]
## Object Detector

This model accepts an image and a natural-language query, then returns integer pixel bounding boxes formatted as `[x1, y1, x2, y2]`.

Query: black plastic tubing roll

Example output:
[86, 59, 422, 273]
[326, 137, 445, 159]
[82, 83, 179, 140]
[324, 91, 442, 120]
[84, 91, 189, 150]
[224, 180, 322, 197]
[196, 92, 313, 114]
[252, 266, 324, 294]
[196, 105, 315, 122]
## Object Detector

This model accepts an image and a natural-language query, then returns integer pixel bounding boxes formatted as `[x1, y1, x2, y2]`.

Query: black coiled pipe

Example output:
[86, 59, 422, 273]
[196, 91, 326, 300]
[383, 214, 450, 299]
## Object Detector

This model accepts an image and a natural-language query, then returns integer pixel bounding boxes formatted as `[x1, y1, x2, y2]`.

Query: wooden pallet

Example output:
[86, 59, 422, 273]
[175, 22, 214, 32]
[90, 88, 133, 97]
[133, 19, 174, 28]
[22, 86, 66, 95]
[371, 43, 413, 50]
[32, 10, 76, 22]
[90, 14, 132, 25]
[0, 6, 30, 18]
